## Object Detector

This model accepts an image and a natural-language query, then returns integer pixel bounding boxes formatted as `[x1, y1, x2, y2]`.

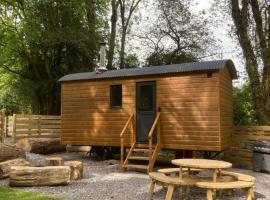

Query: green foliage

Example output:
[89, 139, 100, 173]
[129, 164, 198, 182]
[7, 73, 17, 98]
[124, 53, 140, 68]
[0, 0, 109, 114]
[233, 84, 258, 125]
[145, 51, 197, 66]
[143, 0, 215, 66]
[0, 187, 62, 200]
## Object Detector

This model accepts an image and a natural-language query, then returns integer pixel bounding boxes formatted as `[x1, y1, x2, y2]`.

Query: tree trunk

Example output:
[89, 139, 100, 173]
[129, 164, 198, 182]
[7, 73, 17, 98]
[65, 161, 83, 180]
[119, 30, 127, 68]
[230, 0, 269, 124]
[9, 166, 70, 186]
[16, 138, 66, 154]
[0, 143, 25, 162]
[107, 0, 119, 70]
[0, 158, 29, 178]
[45, 157, 64, 166]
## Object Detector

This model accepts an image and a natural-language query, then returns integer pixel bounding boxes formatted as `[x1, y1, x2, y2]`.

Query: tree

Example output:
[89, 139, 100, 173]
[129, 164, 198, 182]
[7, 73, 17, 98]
[141, 0, 215, 66]
[107, 0, 119, 70]
[230, 0, 270, 124]
[124, 53, 140, 68]
[0, 0, 108, 114]
[119, 0, 142, 68]
[233, 84, 257, 125]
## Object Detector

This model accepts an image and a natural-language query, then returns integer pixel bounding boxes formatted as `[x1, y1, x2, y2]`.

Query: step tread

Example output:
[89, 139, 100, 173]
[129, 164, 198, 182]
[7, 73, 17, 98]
[132, 148, 154, 152]
[125, 164, 148, 170]
[128, 156, 150, 161]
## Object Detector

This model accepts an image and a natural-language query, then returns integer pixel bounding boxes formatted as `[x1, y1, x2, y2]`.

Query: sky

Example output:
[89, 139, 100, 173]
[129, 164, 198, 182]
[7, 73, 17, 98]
[195, 0, 245, 86]
[130, 0, 245, 86]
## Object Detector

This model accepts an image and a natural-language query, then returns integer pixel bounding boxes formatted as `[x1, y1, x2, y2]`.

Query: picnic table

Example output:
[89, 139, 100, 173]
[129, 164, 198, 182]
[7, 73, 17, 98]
[171, 158, 232, 182]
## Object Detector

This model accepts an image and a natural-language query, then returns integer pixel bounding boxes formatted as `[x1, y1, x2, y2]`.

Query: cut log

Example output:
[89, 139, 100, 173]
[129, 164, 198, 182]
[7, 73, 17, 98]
[64, 161, 83, 180]
[45, 157, 64, 166]
[66, 145, 92, 152]
[9, 166, 70, 187]
[0, 143, 25, 162]
[16, 138, 66, 154]
[0, 158, 29, 178]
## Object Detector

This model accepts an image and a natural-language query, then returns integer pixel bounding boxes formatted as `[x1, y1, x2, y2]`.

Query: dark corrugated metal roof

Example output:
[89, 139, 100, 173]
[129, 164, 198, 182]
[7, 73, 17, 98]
[59, 59, 237, 82]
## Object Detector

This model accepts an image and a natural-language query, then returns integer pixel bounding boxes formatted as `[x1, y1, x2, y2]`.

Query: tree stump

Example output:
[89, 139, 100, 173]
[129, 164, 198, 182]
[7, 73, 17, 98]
[65, 161, 83, 180]
[16, 138, 66, 154]
[45, 157, 64, 166]
[0, 143, 25, 162]
[0, 158, 30, 178]
[9, 166, 70, 187]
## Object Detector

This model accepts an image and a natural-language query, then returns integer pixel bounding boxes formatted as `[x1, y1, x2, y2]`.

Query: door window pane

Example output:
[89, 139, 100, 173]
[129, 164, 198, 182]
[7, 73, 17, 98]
[139, 85, 153, 111]
[110, 85, 122, 108]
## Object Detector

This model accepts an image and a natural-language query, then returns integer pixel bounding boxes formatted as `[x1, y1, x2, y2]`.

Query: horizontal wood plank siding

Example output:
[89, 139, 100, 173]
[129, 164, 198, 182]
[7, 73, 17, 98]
[61, 79, 134, 147]
[12, 114, 60, 142]
[157, 73, 220, 151]
[61, 72, 222, 151]
[219, 66, 233, 150]
[224, 126, 270, 169]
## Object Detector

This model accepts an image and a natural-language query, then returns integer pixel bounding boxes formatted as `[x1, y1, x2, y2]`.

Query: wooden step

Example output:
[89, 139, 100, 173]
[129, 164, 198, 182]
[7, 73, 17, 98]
[135, 144, 156, 149]
[132, 148, 154, 153]
[128, 156, 150, 161]
[125, 164, 148, 170]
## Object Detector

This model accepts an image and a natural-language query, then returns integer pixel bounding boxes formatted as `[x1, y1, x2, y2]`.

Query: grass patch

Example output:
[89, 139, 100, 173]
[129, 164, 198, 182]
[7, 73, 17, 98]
[0, 187, 62, 200]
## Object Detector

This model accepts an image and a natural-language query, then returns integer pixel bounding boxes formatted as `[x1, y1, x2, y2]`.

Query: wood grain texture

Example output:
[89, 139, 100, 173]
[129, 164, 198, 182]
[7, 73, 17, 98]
[224, 125, 270, 169]
[219, 66, 233, 150]
[0, 158, 29, 178]
[45, 157, 64, 166]
[16, 138, 66, 154]
[9, 166, 70, 186]
[12, 115, 60, 142]
[64, 161, 83, 180]
[61, 69, 233, 151]
[0, 143, 25, 162]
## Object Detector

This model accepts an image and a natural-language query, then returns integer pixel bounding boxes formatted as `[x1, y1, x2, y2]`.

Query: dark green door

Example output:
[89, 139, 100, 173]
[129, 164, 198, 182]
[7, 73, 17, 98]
[136, 81, 156, 144]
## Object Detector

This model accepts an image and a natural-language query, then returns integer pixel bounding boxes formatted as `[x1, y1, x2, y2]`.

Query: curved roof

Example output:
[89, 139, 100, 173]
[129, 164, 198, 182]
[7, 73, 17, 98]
[59, 59, 237, 82]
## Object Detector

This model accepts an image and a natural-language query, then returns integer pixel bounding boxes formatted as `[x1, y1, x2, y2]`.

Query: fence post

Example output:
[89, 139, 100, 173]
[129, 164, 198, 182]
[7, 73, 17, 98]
[12, 114, 16, 143]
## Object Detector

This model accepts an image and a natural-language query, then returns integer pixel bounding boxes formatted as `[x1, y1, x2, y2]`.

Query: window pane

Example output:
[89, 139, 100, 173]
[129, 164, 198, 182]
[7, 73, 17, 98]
[110, 85, 122, 108]
[139, 85, 153, 111]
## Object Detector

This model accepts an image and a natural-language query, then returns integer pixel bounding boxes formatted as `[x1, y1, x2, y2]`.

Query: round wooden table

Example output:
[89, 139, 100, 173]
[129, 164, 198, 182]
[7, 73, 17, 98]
[171, 159, 232, 182]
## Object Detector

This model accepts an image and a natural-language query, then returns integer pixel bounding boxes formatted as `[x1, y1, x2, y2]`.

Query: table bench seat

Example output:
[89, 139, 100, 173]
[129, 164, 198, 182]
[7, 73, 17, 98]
[149, 172, 210, 200]
[196, 181, 254, 200]
[221, 171, 255, 182]
[158, 167, 203, 175]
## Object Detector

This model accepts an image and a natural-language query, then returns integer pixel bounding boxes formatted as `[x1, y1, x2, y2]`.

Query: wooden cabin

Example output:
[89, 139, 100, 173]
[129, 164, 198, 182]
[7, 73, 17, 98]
[59, 59, 237, 172]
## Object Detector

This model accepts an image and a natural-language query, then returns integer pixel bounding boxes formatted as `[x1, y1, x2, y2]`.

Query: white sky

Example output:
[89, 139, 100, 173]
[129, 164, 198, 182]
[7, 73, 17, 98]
[129, 0, 246, 86]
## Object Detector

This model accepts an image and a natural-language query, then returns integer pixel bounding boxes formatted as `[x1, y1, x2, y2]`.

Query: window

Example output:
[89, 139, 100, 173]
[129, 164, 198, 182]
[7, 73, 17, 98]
[110, 85, 122, 108]
[138, 85, 154, 111]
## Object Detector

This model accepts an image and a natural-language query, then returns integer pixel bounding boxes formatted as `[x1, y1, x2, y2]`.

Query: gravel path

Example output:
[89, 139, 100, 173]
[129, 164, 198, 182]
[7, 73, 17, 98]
[0, 151, 270, 200]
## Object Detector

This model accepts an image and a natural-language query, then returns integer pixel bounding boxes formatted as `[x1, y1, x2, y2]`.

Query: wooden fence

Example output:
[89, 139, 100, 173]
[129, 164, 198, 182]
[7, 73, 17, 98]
[224, 126, 270, 169]
[0, 111, 5, 142]
[12, 114, 60, 142]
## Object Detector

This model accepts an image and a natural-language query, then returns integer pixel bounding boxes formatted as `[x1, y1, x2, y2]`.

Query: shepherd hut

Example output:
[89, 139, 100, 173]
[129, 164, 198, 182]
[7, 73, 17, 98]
[59, 59, 237, 172]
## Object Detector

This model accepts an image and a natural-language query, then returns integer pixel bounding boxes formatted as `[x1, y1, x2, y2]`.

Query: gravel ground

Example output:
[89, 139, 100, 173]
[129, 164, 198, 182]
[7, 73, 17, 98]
[0, 151, 270, 200]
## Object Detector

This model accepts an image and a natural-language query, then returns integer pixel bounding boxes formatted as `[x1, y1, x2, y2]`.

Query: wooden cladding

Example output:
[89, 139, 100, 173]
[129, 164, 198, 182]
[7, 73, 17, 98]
[224, 126, 270, 169]
[61, 70, 231, 151]
[0, 111, 5, 143]
[219, 67, 233, 150]
[12, 114, 60, 142]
